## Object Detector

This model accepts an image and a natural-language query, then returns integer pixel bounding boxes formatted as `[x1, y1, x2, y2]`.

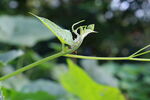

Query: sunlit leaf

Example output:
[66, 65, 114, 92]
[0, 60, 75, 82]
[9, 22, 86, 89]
[30, 13, 74, 46]
[59, 59, 125, 100]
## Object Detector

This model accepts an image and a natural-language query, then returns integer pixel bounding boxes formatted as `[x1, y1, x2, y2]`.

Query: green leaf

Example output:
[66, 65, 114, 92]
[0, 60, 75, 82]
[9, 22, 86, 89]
[87, 24, 95, 30]
[0, 50, 24, 65]
[80, 24, 96, 39]
[59, 59, 125, 100]
[0, 15, 54, 47]
[4, 89, 56, 100]
[30, 13, 74, 46]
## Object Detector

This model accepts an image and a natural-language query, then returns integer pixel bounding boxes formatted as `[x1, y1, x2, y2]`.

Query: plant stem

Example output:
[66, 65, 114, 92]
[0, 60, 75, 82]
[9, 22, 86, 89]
[0, 52, 62, 81]
[130, 50, 150, 58]
[0, 49, 77, 81]
[65, 54, 128, 60]
[128, 58, 150, 61]
[129, 44, 150, 57]
[0, 39, 83, 81]
[0, 41, 150, 81]
[64, 54, 150, 62]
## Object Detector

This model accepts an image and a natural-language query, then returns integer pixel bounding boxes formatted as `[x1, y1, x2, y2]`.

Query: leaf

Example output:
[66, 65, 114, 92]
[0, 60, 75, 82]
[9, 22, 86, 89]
[21, 79, 66, 96]
[30, 13, 74, 46]
[3, 89, 56, 100]
[0, 15, 54, 47]
[59, 59, 125, 100]
[72, 21, 96, 42]
[0, 50, 24, 65]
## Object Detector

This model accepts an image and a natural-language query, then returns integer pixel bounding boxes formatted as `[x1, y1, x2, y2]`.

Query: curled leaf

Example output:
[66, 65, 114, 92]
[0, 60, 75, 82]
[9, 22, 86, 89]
[87, 24, 95, 30]
[72, 20, 97, 41]
[80, 24, 97, 39]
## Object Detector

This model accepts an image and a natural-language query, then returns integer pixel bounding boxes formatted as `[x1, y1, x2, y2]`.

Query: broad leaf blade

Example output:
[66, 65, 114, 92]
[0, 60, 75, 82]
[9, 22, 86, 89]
[0, 50, 24, 65]
[31, 13, 74, 46]
[59, 59, 125, 100]
[3, 89, 56, 100]
[0, 16, 54, 47]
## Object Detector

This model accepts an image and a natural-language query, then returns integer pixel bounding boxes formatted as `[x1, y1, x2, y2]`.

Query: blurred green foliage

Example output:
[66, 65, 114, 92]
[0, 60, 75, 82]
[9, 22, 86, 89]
[81, 60, 150, 100]
[0, 15, 54, 47]
[0, 50, 24, 65]
[0, 0, 150, 100]
[59, 59, 125, 100]
[4, 90, 57, 100]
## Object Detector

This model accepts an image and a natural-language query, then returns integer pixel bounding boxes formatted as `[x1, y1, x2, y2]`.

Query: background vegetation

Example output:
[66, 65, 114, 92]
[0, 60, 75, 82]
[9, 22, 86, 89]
[0, 0, 150, 100]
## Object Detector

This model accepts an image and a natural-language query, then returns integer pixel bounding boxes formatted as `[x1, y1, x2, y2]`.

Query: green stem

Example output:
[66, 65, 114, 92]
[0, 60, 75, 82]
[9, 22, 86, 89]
[0, 47, 79, 81]
[129, 44, 150, 57]
[130, 50, 150, 58]
[0, 40, 82, 81]
[64, 54, 128, 60]
[128, 58, 150, 61]
[0, 52, 62, 81]
[0, 41, 150, 81]
[64, 54, 150, 62]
